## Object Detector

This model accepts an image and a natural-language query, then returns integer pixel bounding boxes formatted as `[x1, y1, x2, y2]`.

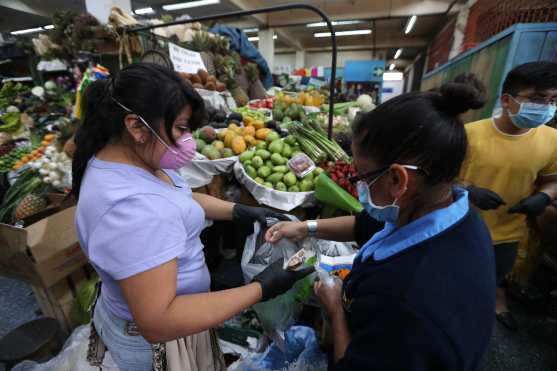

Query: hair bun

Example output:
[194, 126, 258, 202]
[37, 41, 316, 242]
[437, 73, 487, 115]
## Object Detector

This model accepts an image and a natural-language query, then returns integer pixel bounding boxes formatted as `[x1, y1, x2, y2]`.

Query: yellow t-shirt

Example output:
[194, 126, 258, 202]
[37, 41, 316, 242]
[459, 118, 557, 244]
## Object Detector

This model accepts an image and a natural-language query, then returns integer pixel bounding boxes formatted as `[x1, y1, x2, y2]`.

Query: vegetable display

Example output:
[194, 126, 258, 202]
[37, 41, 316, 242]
[324, 160, 358, 198]
[288, 121, 349, 163]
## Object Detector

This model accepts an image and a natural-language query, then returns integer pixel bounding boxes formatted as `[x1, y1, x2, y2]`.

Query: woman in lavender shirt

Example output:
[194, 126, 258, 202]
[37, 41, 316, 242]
[73, 63, 311, 371]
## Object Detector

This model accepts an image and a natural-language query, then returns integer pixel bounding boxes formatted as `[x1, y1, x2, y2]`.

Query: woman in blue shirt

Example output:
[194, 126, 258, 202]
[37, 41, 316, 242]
[267, 77, 496, 370]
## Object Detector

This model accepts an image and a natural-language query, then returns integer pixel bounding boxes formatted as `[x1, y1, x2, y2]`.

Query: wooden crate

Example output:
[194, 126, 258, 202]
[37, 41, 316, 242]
[31, 265, 97, 334]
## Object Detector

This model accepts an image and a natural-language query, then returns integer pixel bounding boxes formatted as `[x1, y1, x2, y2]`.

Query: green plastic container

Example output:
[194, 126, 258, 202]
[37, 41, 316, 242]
[314, 173, 363, 214]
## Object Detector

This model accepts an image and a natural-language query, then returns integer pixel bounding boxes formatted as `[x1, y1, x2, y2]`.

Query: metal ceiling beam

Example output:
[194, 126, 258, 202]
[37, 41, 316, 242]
[0, 0, 50, 18]
[228, 0, 303, 50]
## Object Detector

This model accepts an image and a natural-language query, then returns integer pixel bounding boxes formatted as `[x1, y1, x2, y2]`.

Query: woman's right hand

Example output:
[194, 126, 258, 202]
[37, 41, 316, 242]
[252, 260, 314, 301]
[265, 221, 308, 243]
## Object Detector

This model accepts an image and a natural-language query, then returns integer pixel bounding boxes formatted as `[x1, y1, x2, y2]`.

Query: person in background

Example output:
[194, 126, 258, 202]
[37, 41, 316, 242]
[73, 63, 312, 371]
[266, 77, 494, 370]
[460, 62, 557, 331]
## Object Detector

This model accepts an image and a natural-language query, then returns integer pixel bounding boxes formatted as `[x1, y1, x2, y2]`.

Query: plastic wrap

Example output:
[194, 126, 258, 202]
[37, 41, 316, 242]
[233, 161, 315, 212]
[179, 152, 237, 188]
[195, 88, 237, 113]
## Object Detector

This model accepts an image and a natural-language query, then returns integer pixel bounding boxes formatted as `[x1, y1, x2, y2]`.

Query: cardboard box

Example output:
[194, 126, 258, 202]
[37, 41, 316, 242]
[0, 206, 88, 288]
[32, 265, 97, 334]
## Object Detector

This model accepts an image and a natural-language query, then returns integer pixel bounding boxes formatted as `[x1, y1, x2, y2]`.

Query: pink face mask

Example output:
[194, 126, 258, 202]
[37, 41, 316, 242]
[111, 98, 196, 169]
[159, 132, 196, 169]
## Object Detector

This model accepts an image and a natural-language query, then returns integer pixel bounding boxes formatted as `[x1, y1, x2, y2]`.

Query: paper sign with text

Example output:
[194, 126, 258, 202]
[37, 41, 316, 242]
[168, 42, 206, 74]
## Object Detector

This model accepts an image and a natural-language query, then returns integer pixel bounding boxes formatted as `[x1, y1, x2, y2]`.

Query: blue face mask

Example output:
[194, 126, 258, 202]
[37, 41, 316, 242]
[508, 96, 557, 129]
[356, 170, 400, 223]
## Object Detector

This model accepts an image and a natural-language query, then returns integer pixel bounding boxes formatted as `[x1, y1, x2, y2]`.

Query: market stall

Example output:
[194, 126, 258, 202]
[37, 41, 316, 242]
[0, 4, 377, 369]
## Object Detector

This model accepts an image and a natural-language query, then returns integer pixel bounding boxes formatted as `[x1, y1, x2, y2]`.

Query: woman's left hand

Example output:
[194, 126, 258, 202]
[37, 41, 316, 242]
[314, 277, 344, 318]
[232, 204, 289, 227]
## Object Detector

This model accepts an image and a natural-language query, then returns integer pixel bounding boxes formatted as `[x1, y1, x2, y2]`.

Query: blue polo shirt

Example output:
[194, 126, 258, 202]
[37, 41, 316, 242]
[334, 187, 495, 371]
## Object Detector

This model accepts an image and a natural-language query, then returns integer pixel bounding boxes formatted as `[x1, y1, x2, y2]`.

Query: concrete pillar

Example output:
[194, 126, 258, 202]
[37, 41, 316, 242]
[258, 29, 275, 73]
[295, 50, 306, 69]
[85, 0, 132, 24]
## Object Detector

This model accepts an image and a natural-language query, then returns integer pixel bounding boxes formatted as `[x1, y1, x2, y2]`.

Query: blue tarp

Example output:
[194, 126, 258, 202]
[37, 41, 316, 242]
[209, 25, 273, 89]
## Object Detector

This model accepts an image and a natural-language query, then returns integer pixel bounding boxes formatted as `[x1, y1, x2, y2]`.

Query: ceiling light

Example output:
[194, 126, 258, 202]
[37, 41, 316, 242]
[248, 35, 277, 42]
[162, 0, 220, 11]
[383, 72, 403, 81]
[134, 7, 155, 15]
[404, 15, 417, 34]
[389, 63, 396, 71]
[394, 48, 402, 59]
[243, 28, 259, 33]
[306, 20, 363, 28]
[10, 27, 44, 35]
[314, 29, 371, 38]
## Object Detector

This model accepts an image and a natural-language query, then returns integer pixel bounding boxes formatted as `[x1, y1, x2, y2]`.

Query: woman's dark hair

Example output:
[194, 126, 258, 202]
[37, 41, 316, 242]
[502, 61, 557, 96]
[72, 63, 205, 197]
[353, 74, 486, 185]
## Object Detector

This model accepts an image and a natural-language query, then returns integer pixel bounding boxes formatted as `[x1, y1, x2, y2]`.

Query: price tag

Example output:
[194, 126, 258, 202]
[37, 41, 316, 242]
[168, 42, 206, 74]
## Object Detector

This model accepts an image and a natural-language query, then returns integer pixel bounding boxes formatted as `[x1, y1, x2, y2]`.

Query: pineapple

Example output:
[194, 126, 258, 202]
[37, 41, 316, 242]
[15, 193, 48, 220]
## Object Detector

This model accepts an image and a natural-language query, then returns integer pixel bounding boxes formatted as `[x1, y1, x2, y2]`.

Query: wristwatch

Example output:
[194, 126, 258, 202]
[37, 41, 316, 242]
[306, 220, 318, 237]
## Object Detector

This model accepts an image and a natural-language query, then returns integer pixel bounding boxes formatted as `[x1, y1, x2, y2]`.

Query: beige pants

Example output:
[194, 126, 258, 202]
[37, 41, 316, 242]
[165, 329, 226, 371]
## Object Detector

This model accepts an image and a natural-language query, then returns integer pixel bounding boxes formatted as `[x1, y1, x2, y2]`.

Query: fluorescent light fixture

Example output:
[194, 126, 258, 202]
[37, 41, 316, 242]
[383, 72, 403, 81]
[134, 7, 154, 15]
[162, 0, 220, 11]
[389, 63, 396, 71]
[10, 27, 44, 35]
[43, 25, 55, 30]
[394, 48, 402, 59]
[306, 20, 363, 28]
[405, 15, 417, 34]
[314, 29, 371, 38]
[243, 28, 259, 33]
[248, 35, 277, 42]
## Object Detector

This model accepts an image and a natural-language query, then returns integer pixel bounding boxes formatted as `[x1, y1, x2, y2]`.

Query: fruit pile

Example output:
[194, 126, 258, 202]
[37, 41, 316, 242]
[272, 101, 305, 123]
[275, 90, 325, 107]
[249, 98, 274, 110]
[239, 135, 323, 192]
[0, 134, 56, 172]
[179, 69, 226, 92]
[324, 160, 358, 198]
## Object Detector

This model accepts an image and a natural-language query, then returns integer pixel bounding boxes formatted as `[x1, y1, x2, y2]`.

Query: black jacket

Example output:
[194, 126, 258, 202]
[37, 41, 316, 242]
[332, 210, 495, 371]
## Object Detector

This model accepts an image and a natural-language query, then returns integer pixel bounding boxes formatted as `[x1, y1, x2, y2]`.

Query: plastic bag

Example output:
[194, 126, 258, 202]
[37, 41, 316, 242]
[230, 326, 327, 371]
[242, 216, 315, 350]
[12, 325, 119, 371]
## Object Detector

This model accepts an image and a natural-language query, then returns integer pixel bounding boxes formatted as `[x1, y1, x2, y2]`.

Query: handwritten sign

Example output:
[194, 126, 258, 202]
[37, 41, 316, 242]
[168, 42, 206, 74]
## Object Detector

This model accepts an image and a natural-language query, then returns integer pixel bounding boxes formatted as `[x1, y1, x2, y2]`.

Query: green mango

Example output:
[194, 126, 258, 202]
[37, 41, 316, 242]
[243, 160, 252, 168]
[283, 172, 297, 186]
[303, 172, 314, 182]
[265, 160, 274, 169]
[265, 131, 280, 143]
[256, 141, 267, 150]
[300, 179, 314, 192]
[275, 182, 287, 191]
[272, 165, 288, 173]
[255, 149, 271, 160]
[288, 185, 300, 192]
[258, 166, 271, 178]
[245, 165, 257, 179]
[268, 139, 284, 154]
[284, 135, 297, 146]
[313, 167, 324, 176]
[239, 150, 255, 163]
[251, 156, 264, 168]
[263, 182, 274, 188]
[267, 172, 284, 185]
[254, 177, 265, 184]
[271, 153, 286, 165]
[282, 143, 292, 158]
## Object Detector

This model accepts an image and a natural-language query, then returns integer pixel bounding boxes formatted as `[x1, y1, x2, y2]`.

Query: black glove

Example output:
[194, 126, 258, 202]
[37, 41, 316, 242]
[467, 185, 506, 210]
[232, 204, 289, 227]
[252, 260, 315, 301]
[508, 192, 551, 216]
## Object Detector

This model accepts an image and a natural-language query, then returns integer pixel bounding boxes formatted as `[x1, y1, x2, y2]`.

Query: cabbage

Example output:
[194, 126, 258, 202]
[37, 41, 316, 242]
[44, 81, 57, 90]
[31, 86, 45, 98]
[356, 94, 375, 112]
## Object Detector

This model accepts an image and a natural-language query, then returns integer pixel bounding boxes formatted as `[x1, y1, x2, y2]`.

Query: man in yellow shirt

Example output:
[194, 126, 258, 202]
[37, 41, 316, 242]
[460, 62, 557, 331]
